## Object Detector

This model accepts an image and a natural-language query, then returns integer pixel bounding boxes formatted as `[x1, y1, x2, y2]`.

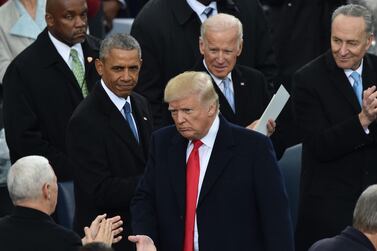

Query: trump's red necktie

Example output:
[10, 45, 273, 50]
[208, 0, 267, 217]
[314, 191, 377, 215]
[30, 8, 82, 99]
[183, 140, 203, 251]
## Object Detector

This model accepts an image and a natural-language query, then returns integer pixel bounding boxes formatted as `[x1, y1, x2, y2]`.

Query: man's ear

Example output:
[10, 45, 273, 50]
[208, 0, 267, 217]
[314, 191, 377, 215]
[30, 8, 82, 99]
[42, 183, 50, 199]
[237, 40, 243, 57]
[199, 37, 205, 56]
[45, 13, 54, 28]
[208, 102, 217, 116]
[95, 59, 103, 76]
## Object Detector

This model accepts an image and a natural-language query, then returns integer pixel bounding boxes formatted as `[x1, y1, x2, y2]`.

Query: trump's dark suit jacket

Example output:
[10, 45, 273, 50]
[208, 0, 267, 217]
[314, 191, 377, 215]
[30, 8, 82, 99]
[292, 51, 377, 251]
[131, 0, 277, 128]
[131, 116, 294, 251]
[0, 206, 81, 251]
[2, 28, 100, 181]
[66, 83, 153, 251]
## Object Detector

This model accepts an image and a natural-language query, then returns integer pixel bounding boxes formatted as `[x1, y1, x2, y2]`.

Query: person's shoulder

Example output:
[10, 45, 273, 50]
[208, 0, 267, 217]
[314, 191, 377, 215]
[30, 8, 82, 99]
[152, 125, 179, 142]
[133, 0, 167, 22]
[308, 235, 352, 251]
[132, 91, 148, 104]
[235, 64, 265, 80]
[43, 222, 82, 250]
[226, 119, 268, 143]
[294, 51, 329, 79]
[365, 53, 377, 65]
[85, 34, 101, 52]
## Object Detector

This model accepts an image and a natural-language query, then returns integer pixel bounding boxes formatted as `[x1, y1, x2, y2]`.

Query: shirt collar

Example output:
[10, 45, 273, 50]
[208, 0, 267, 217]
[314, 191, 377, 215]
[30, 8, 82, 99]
[344, 59, 363, 78]
[48, 31, 84, 66]
[101, 79, 131, 112]
[190, 115, 219, 149]
[186, 0, 217, 22]
[203, 59, 233, 86]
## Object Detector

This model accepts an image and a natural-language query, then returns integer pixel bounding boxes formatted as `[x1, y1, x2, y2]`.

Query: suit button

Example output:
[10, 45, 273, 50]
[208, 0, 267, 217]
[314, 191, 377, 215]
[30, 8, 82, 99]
[180, 215, 183, 220]
[365, 171, 369, 175]
[287, 2, 292, 7]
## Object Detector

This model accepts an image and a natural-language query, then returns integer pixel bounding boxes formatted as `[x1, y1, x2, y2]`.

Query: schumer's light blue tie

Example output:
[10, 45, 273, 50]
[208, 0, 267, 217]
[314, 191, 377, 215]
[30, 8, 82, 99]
[123, 102, 139, 143]
[70, 48, 88, 97]
[221, 78, 235, 112]
[350, 71, 363, 106]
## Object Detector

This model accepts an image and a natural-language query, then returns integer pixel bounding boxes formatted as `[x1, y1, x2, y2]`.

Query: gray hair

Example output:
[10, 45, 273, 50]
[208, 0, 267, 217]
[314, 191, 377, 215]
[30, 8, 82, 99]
[99, 33, 142, 60]
[353, 184, 377, 234]
[200, 13, 243, 46]
[7, 156, 55, 204]
[164, 71, 219, 110]
[332, 4, 374, 34]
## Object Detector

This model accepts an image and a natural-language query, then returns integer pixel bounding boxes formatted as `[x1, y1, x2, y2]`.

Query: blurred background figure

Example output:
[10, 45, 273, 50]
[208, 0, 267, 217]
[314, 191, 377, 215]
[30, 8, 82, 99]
[349, 0, 377, 55]
[0, 0, 46, 217]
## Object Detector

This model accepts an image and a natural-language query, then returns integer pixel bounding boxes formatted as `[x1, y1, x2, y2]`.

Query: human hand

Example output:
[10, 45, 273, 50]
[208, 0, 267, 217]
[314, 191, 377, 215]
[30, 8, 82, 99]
[128, 235, 157, 251]
[82, 214, 123, 245]
[359, 86, 377, 128]
[83, 219, 113, 245]
[266, 119, 276, 137]
[246, 120, 259, 130]
[246, 119, 276, 137]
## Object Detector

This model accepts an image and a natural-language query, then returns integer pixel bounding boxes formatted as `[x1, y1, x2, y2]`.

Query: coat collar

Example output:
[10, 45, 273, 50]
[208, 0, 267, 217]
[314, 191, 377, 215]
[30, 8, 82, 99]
[167, 115, 236, 213]
[10, 0, 46, 39]
[92, 83, 148, 162]
[36, 29, 98, 100]
[325, 50, 377, 113]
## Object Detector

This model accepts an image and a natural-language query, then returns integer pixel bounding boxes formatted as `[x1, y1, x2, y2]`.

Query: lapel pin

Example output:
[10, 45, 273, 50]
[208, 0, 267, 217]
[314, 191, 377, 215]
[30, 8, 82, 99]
[143, 117, 148, 121]
[240, 82, 245, 86]
[87, 57, 93, 63]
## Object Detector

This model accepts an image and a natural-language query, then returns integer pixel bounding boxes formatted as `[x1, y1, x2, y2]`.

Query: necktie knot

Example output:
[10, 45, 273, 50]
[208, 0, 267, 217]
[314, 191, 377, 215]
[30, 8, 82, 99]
[70, 48, 79, 61]
[123, 101, 132, 114]
[350, 71, 361, 84]
[202, 6, 213, 18]
[192, 140, 203, 151]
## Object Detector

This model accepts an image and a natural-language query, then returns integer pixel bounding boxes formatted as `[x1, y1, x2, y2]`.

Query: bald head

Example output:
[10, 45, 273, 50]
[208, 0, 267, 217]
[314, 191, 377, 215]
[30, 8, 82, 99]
[45, 0, 88, 46]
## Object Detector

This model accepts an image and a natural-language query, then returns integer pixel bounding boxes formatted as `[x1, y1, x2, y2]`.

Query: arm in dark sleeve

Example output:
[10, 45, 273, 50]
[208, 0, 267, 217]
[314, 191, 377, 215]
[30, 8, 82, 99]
[253, 136, 294, 251]
[3, 63, 73, 180]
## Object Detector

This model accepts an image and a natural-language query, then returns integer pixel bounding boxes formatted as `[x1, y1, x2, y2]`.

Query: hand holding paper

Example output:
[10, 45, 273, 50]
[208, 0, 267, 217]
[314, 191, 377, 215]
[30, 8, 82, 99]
[254, 85, 290, 135]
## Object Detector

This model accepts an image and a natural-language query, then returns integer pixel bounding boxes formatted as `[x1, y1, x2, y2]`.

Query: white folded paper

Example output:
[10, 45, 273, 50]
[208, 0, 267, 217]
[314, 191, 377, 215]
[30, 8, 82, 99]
[254, 84, 290, 135]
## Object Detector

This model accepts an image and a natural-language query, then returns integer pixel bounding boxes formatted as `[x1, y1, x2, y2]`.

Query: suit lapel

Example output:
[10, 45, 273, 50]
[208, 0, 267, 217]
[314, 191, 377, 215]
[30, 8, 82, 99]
[325, 52, 361, 113]
[131, 94, 152, 159]
[94, 84, 145, 163]
[194, 60, 236, 120]
[362, 54, 377, 90]
[198, 116, 236, 206]
[82, 37, 99, 91]
[38, 29, 83, 104]
[232, 66, 252, 118]
[168, 133, 188, 215]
